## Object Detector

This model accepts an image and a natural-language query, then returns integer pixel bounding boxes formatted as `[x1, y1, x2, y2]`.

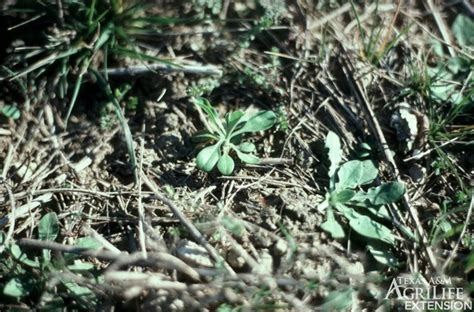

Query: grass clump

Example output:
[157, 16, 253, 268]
[1, 0, 181, 124]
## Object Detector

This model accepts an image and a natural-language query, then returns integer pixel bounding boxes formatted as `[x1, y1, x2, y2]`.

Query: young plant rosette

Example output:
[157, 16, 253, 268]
[193, 98, 276, 175]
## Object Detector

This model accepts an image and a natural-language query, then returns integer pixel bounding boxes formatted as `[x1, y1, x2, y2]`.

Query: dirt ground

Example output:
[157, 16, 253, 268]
[0, 1, 473, 311]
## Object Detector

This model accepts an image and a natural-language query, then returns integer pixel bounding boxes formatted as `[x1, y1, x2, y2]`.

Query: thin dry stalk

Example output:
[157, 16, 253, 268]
[441, 195, 473, 272]
[0, 184, 16, 254]
[424, 0, 456, 57]
[141, 172, 237, 277]
[106, 62, 223, 76]
[136, 122, 147, 257]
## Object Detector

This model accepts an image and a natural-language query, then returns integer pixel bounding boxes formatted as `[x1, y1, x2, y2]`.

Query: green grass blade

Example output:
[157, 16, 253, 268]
[9, 48, 80, 80]
[90, 69, 137, 182]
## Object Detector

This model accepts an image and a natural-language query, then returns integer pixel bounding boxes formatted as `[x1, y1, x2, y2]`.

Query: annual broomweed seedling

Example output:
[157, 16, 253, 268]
[318, 131, 406, 266]
[193, 98, 276, 175]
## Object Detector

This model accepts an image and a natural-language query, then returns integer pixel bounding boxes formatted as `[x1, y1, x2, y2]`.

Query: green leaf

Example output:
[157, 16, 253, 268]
[64, 237, 103, 262]
[430, 79, 459, 103]
[39, 212, 59, 241]
[232, 110, 276, 135]
[367, 241, 399, 267]
[346, 210, 395, 245]
[225, 111, 245, 133]
[68, 261, 96, 271]
[325, 131, 343, 183]
[63, 281, 98, 309]
[365, 182, 405, 206]
[238, 142, 256, 153]
[194, 98, 225, 134]
[322, 288, 353, 312]
[38, 292, 65, 312]
[331, 189, 356, 204]
[3, 278, 32, 298]
[196, 142, 222, 172]
[447, 56, 471, 74]
[234, 148, 260, 164]
[75, 237, 103, 250]
[1, 105, 21, 120]
[336, 160, 378, 190]
[9, 244, 40, 267]
[317, 197, 330, 212]
[321, 209, 345, 239]
[217, 304, 233, 312]
[431, 39, 444, 57]
[217, 153, 235, 175]
[452, 14, 474, 47]
[221, 216, 245, 237]
[192, 130, 218, 143]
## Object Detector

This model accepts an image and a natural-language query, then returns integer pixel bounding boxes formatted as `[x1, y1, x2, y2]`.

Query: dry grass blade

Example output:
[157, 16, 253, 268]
[0, 193, 53, 228]
[0, 184, 16, 254]
[424, 0, 456, 57]
[106, 62, 223, 76]
[141, 172, 237, 277]
[441, 195, 473, 272]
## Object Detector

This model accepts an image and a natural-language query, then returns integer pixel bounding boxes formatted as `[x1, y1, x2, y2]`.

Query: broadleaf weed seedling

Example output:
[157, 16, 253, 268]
[1, 213, 101, 310]
[319, 131, 407, 266]
[193, 98, 276, 175]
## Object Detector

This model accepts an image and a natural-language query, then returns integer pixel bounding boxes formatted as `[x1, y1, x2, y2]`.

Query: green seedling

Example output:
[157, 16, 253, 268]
[193, 98, 276, 175]
[318, 131, 406, 266]
[1, 213, 102, 310]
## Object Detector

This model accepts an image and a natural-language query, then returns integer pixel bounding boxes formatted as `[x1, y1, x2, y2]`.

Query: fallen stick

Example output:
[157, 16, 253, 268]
[16, 238, 200, 281]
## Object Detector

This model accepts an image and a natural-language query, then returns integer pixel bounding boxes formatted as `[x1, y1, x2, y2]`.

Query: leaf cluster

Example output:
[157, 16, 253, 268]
[0, 213, 103, 310]
[319, 132, 406, 266]
[193, 98, 276, 175]
[428, 14, 473, 108]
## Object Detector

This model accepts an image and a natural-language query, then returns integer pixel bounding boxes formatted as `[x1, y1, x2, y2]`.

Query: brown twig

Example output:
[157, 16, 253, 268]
[257, 157, 294, 166]
[17, 238, 125, 261]
[17, 238, 200, 281]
